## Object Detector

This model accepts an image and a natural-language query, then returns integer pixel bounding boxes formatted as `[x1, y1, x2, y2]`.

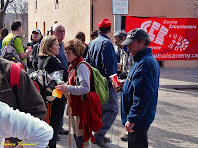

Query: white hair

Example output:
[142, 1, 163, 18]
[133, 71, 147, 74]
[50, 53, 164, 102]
[52, 23, 65, 32]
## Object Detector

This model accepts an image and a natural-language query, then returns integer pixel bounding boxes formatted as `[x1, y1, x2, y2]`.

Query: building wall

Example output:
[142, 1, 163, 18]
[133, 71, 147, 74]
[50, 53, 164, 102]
[92, 0, 115, 42]
[129, 0, 193, 17]
[28, 0, 91, 43]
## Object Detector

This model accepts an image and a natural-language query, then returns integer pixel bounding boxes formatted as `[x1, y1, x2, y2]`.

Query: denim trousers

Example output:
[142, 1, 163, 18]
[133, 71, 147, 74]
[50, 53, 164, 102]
[94, 86, 118, 141]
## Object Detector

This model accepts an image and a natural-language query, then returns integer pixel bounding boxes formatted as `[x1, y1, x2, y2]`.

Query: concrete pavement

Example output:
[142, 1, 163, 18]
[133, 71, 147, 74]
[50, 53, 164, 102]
[57, 68, 198, 148]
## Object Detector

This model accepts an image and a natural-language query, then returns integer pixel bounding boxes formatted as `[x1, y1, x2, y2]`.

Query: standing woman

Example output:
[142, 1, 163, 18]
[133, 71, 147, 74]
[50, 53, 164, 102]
[37, 35, 68, 148]
[57, 39, 102, 148]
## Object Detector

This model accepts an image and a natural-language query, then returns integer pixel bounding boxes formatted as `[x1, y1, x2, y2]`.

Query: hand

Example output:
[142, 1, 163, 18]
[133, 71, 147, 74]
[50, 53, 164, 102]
[113, 79, 125, 91]
[118, 79, 125, 88]
[57, 80, 65, 85]
[125, 121, 134, 133]
[56, 84, 68, 94]
[26, 48, 32, 56]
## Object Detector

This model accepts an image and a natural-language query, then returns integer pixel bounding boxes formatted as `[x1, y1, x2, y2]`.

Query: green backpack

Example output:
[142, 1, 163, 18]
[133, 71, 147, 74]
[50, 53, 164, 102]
[77, 61, 109, 104]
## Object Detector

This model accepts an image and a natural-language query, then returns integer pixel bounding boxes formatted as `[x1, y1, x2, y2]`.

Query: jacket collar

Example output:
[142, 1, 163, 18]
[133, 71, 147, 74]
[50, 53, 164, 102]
[99, 34, 110, 40]
[133, 48, 152, 62]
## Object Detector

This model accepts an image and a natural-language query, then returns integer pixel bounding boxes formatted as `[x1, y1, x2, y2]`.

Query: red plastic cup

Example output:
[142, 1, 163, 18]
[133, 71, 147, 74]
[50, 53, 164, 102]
[27, 46, 32, 50]
[110, 74, 120, 87]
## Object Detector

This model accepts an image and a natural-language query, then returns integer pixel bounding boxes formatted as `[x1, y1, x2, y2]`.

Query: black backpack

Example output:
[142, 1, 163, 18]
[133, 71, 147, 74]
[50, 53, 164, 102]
[29, 57, 64, 103]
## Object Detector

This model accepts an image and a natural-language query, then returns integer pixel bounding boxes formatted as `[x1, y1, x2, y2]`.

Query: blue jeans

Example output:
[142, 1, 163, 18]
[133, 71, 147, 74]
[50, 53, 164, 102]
[128, 128, 149, 148]
[94, 86, 118, 141]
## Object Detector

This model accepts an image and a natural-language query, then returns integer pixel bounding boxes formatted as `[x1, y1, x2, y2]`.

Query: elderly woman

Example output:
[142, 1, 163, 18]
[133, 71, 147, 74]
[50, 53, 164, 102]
[57, 39, 103, 148]
[37, 35, 68, 148]
[57, 39, 90, 147]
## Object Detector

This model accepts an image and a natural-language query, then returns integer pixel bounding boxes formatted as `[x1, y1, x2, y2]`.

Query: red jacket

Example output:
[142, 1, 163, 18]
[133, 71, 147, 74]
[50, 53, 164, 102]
[79, 91, 103, 143]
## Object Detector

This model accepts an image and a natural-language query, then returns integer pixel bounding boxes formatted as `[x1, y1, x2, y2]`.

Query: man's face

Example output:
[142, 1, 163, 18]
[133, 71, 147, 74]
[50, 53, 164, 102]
[18, 26, 23, 35]
[32, 32, 42, 42]
[54, 26, 65, 42]
[127, 39, 145, 56]
[114, 36, 123, 48]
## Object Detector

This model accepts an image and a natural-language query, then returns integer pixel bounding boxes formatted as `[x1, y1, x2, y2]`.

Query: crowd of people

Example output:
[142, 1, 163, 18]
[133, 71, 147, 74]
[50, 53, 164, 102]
[0, 18, 160, 148]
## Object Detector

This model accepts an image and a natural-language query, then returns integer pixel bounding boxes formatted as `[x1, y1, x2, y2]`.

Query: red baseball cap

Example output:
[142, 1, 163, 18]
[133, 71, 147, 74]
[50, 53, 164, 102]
[98, 18, 111, 29]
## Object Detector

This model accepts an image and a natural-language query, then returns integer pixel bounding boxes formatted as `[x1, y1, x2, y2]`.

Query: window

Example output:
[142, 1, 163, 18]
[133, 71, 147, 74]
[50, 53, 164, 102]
[35, 0, 38, 13]
[55, 0, 59, 9]
[43, 22, 46, 36]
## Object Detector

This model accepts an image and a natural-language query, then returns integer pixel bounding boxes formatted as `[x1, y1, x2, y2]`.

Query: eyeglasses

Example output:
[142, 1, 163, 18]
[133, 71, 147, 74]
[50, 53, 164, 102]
[114, 39, 121, 44]
[65, 51, 74, 55]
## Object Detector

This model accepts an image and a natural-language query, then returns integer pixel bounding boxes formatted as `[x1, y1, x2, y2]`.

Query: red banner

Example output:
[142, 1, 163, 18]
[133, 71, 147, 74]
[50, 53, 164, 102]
[125, 16, 198, 60]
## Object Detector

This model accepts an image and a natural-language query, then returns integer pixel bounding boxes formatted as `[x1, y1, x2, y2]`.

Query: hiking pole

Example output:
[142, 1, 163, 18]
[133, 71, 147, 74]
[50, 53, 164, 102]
[65, 92, 71, 148]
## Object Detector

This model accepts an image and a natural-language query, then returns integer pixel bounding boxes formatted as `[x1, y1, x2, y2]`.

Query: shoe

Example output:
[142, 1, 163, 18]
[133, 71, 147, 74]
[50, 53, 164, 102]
[103, 137, 111, 143]
[94, 139, 109, 148]
[57, 135, 60, 141]
[120, 134, 128, 141]
[59, 128, 68, 135]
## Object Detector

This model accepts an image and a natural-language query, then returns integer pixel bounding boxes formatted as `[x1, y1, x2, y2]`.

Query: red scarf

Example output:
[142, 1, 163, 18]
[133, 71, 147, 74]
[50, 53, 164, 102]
[68, 56, 84, 73]
[68, 56, 84, 116]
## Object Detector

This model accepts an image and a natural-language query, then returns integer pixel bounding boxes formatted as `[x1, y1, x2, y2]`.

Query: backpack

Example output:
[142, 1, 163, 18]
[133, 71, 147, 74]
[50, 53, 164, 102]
[10, 61, 52, 124]
[10, 62, 40, 96]
[29, 57, 63, 103]
[77, 61, 109, 104]
[1, 36, 26, 68]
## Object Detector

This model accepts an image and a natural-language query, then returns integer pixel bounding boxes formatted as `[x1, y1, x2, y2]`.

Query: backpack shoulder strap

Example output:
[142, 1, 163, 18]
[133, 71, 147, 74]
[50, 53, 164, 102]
[10, 62, 21, 95]
[42, 56, 51, 70]
[77, 61, 92, 75]
[77, 61, 94, 91]
[10, 36, 20, 47]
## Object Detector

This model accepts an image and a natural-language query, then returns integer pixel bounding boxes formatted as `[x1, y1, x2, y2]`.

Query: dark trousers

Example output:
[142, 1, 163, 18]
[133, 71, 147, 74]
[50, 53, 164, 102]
[49, 98, 65, 148]
[128, 128, 149, 148]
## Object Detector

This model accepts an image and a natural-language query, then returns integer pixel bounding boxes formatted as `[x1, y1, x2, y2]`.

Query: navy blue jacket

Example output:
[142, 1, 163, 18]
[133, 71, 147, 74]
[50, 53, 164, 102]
[56, 42, 68, 70]
[121, 48, 160, 129]
[86, 34, 117, 78]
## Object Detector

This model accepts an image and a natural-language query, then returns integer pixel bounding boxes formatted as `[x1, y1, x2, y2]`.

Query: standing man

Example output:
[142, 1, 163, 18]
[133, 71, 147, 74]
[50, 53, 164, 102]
[86, 18, 118, 148]
[26, 29, 43, 74]
[120, 28, 160, 148]
[52, 23, 68, 141]
[53, 23, 68, 70]
[113, 30, 134, 142]
[2, 20, 32, 64]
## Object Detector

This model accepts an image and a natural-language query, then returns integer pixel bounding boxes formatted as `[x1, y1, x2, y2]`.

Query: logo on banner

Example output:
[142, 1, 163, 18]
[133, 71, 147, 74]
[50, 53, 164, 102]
[168, 34, 189, 51]
[141, 21, 169, 45]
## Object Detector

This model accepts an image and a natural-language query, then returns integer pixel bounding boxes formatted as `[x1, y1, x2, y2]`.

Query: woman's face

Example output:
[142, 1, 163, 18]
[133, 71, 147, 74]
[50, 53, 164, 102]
[50, 39, 60, 56]
[65, 49, 77, 63]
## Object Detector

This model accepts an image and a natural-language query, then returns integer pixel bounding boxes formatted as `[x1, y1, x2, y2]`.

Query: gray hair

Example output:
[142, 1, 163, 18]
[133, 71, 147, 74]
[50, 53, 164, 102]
[114, 30, 127, 40]
[53, 23, 65, 32]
